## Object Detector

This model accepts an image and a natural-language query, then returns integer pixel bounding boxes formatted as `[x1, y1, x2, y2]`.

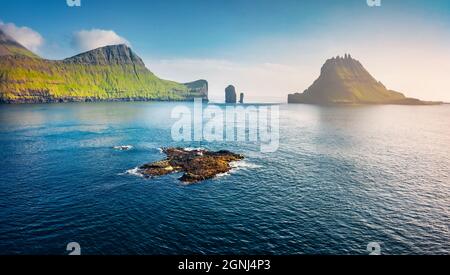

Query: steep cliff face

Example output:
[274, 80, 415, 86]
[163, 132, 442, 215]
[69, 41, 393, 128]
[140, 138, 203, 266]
[0, 35, 208, 103]
[288, 54, 439, 105]
[183, 80, 209, 101]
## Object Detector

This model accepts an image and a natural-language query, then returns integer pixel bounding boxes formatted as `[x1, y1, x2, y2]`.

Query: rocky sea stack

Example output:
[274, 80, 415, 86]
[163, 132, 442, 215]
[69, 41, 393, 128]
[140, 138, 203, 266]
[288, 54, 442, 105]
[137, 148, 244, 183]
[225, 85, 237, 103]
[239, 93, 244, 104]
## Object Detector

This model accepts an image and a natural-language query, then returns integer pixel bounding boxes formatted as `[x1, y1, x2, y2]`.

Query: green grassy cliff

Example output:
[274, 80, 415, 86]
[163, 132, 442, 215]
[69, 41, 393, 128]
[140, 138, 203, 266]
[0, 30, 208, 103]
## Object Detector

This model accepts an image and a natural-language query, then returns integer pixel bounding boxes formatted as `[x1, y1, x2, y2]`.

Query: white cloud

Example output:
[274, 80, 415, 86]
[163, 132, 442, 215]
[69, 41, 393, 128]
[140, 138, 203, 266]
[71, 29, 130, 52]
[0, 21, 44, 52]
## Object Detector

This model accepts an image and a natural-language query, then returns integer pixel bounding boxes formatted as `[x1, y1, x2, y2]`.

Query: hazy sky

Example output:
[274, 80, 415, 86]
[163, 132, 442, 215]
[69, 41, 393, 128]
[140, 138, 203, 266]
[1, 0, 449, 102]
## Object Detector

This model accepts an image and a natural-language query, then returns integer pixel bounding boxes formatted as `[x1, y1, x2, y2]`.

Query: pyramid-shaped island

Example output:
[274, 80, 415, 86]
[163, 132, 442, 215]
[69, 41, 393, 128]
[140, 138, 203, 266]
[288, 54, 441, 105]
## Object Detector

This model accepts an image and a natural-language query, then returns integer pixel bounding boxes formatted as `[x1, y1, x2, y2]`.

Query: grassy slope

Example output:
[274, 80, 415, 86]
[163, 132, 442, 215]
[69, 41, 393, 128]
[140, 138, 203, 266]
[0, 56, 203, 102]
[326, 63, 405, 103]
[0, 44, 40, 59]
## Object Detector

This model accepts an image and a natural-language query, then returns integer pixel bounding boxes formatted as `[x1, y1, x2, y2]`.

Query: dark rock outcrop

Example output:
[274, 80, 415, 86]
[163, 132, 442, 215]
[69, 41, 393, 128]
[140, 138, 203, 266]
[288, 54, 442, 105]
[137, 147, 244, 183]
[225, 85, 237, 103]
[239, 93, 244, 104]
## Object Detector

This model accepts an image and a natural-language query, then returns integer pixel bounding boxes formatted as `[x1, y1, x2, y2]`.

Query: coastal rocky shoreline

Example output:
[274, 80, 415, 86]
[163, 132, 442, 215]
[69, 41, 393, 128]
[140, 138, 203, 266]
[136, 147, 244, 183]
[0, 95, 209, 104]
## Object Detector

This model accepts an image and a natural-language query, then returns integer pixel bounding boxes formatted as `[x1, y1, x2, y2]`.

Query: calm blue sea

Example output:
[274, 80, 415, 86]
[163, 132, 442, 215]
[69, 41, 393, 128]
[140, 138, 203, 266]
[0, 102, 448, 255]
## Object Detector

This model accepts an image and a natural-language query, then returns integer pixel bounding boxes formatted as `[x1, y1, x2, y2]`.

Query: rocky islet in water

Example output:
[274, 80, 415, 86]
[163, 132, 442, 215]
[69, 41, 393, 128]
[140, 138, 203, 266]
[136, 147, 244, 183]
